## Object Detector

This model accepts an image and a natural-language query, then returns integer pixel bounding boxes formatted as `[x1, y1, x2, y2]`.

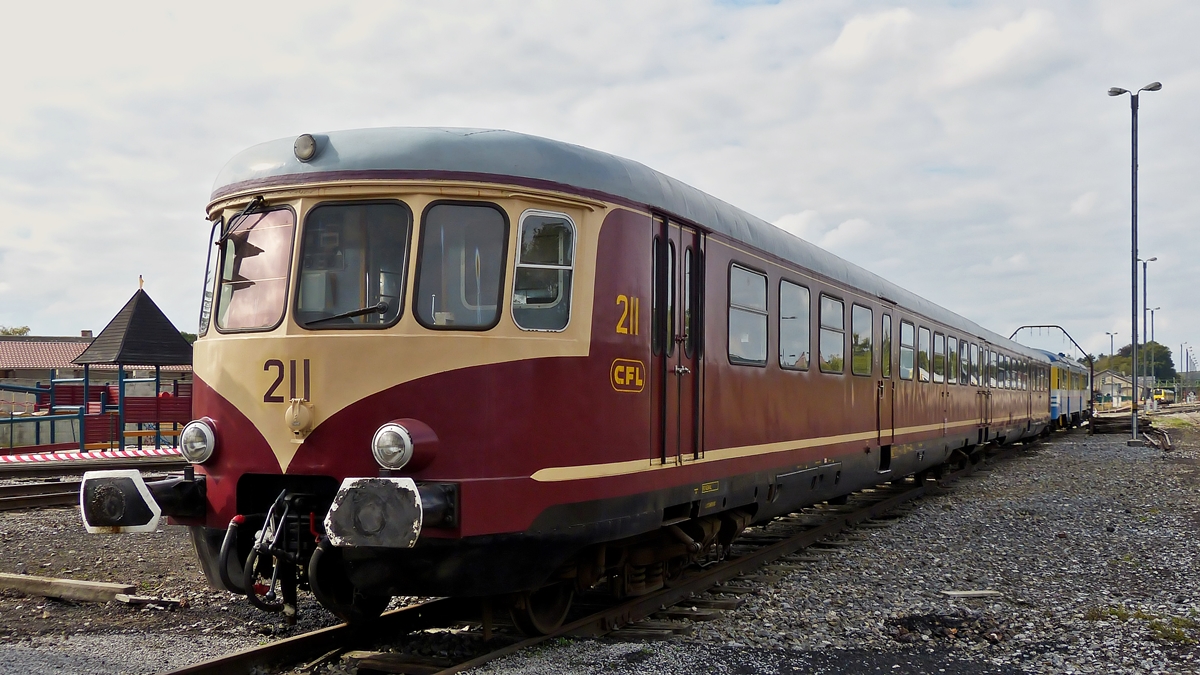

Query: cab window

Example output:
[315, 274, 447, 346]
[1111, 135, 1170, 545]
[415, 202, 508, 330]
[296, 201, 411, 329]
[216, 208, 296, 332]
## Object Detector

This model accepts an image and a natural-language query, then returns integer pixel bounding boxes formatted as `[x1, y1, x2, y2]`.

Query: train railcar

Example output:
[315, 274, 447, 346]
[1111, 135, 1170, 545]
[80, 128, 1055, 633]
[1040, 350, 1090, 427]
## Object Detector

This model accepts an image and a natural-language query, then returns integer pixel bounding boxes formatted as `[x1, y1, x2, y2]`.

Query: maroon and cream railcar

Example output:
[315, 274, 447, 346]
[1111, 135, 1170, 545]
[81, 128, 1053, 632]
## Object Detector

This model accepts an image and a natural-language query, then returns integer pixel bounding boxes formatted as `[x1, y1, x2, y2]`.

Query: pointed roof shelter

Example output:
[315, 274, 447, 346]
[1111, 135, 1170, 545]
[74, 289, 192, 366]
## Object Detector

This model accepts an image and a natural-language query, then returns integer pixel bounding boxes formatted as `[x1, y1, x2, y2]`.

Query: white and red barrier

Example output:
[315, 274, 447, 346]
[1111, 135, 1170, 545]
[0, 447, 182, 464]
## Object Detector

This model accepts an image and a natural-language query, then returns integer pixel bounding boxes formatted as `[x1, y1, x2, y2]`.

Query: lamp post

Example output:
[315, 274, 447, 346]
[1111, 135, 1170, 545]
[1105, 331, 1117, 370]
[1110, 81, 1162, 444]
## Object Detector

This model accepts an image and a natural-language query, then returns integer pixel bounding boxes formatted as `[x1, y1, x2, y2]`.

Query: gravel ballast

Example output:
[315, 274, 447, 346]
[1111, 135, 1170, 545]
[1, 419, 1199, 673]
[476, 419, 1200, 674]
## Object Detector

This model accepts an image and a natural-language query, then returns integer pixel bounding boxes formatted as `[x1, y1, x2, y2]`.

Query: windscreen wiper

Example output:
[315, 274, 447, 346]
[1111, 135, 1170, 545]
[305, 301, 389, 326]
[216, 196, 266, 247]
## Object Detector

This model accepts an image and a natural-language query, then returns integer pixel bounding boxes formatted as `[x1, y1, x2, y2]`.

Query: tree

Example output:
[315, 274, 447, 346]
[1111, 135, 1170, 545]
[1114, 342, 1175, 381]
[180, 331, 198, 345]
[0, 325, 30, 336]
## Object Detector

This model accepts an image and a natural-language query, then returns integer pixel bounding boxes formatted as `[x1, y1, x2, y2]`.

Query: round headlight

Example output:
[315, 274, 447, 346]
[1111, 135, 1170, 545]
[180, 419, 216, 464]
[372, 423, 413, 470]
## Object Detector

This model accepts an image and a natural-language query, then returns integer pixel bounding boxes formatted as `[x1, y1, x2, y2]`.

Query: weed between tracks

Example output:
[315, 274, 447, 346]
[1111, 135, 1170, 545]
[1083, 605, 1200, 644]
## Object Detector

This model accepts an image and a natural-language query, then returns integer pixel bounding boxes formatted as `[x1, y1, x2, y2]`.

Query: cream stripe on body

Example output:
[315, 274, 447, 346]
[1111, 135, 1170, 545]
[530, 417, 1001, 482]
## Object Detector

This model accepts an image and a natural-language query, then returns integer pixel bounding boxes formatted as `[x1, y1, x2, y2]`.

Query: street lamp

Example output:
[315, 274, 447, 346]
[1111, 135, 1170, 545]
[1105, 331, 1117, 370]
[1110, 81, 1162, 444]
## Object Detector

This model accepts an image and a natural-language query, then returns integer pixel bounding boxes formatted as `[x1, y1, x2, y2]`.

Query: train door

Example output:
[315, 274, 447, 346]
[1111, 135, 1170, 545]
[976, 345, 991, 443]
[1025, 359, 1032, 427]
[652, 218, 703, 464]
[878, 312, 894, 445]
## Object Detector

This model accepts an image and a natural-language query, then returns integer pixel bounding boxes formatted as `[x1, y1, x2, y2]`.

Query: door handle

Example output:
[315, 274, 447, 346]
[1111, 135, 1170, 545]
[673, 365, 691, 375]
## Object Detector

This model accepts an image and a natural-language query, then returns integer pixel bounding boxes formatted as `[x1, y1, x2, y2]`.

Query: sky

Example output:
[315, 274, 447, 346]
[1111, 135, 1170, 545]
[0, 1, 1196, 367]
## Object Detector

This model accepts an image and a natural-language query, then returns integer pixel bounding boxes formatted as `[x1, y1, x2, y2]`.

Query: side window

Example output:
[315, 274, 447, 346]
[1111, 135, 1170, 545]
[970, 343, 979, 386]
[851, 304, 873, 376]
[881, 313, 892, 378]
[415, 202, 507, 330]
[947, 336, 958, 385]
[819, 295, 845, 373]
[933, 332, 945, 383]
[728, 265, 767, 366]
[779, 280, 810, 370]
[959, 340, 969, 385]
[989, 350, 998, 388]
[899, 320, 915, 380]
[512, 211, 575, 331]
[918, 327, 931, 382]
[651, 238, 672, 355]
[297, 201, 411, 329]
[684, 247, 696, 357]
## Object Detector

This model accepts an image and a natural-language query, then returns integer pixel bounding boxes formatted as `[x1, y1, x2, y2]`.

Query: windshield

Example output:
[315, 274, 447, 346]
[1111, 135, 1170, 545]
[215, 208, 295, 331]
[295, 201, 411, 328]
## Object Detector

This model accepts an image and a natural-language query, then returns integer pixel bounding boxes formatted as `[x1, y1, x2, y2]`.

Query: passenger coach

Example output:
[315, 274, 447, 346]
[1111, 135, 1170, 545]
[81, 128, 1056, 632]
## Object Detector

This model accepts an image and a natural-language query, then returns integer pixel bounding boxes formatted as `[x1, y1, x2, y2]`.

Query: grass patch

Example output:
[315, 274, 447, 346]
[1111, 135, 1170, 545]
[1083, 605, 1155, 622]
[1153, 416, 1195, 429]
[1086, 605, 1200, 644]
[1150, 620, 1198, 644]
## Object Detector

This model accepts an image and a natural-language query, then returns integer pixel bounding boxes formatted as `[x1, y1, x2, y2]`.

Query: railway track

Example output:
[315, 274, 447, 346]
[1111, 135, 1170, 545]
[0, 479, 82, 511]
[0, 458, 182, 511]
[167, 439, 1036, 675]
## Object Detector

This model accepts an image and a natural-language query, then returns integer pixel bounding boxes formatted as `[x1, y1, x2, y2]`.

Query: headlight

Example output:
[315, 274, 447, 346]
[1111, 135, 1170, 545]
[372, 423, 414, 470]
[180, 419, 216, 464]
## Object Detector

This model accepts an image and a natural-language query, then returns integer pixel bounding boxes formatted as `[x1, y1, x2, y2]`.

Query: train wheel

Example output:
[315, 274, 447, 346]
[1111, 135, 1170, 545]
[510, 582, 573, 636]
[308, 538, 390, 624]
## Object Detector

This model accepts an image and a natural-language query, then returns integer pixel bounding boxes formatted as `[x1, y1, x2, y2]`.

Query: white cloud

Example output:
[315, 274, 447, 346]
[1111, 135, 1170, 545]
[773, 210, 826, 241]
[937, 10, 1060, 88]
[817, 9, 915, 70]
[1069, 191, 1098, 216]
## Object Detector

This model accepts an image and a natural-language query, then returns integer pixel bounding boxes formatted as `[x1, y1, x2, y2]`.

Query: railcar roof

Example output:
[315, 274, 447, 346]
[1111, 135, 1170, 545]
[1035, 349, 1091, 372]
[212, 127, 1043, 359]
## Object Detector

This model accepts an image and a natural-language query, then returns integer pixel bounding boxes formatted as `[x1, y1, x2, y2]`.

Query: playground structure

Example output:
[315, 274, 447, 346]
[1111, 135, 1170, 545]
[0, 286, 193, 454]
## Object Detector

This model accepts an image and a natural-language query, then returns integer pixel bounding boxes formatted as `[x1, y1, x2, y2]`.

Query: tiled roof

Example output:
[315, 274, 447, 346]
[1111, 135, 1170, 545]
[0, 336, 191, 372]
[0, 336, 91, 369]
[75, 289, 192, 366]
